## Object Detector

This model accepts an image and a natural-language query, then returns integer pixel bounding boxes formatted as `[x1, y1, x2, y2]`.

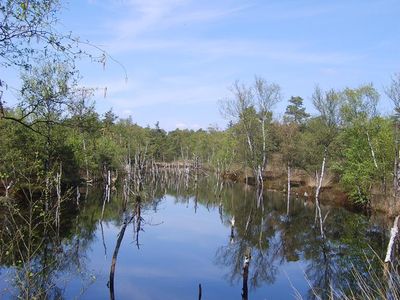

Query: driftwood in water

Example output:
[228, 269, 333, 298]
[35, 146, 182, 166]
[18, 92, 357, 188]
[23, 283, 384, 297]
[385, 216, 400, 263]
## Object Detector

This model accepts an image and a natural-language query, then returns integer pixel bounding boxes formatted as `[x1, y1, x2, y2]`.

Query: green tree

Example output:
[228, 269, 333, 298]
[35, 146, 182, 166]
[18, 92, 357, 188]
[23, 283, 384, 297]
[311, 86, 341, 238]
[386, 73, 400, 198]
[284, 96, 310, 125]
[17, 63, 75, 171]
[220, 77, 281, 187]
[335, 85, 392, 204]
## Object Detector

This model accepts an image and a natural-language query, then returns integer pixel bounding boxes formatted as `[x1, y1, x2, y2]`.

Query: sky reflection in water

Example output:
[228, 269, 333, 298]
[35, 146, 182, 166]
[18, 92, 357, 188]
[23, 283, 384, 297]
[0, 178, 389, 299]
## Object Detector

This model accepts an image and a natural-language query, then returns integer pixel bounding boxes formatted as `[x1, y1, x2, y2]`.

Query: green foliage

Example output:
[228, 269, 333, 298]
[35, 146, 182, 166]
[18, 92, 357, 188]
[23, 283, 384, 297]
[284, 96, 310, 125]
[333, 117, 393, 204]
[0, 62, 397, 209]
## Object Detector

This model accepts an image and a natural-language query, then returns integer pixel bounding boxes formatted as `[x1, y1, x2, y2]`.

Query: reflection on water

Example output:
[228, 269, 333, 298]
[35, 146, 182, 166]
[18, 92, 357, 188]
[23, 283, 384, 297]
[0, 176, 391, 299]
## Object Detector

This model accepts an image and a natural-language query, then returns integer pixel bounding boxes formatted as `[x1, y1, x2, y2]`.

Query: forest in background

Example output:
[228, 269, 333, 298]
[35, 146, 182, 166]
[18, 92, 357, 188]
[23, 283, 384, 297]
[1, 0, 400, 212]
[1, 67, 400, 211]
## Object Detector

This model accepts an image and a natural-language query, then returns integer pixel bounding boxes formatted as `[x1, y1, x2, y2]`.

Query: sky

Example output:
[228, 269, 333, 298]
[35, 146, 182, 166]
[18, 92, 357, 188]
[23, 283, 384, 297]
[5, 0, 400, 130]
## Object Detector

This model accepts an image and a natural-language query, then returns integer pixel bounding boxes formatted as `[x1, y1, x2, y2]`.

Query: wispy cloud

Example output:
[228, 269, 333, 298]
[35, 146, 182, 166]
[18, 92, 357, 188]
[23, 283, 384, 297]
[105, 82, 225, 110]
[106, 0, 248, 40]
[106, 37, 363, 65]
[75, 0, 399, 130]
[98, 1, 362, 67]
[110, 0, 183, 39]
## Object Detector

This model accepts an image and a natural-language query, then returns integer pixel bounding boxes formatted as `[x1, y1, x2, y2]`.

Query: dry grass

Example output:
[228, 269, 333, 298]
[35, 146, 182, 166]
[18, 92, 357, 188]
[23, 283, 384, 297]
[296, 252, 400, 300]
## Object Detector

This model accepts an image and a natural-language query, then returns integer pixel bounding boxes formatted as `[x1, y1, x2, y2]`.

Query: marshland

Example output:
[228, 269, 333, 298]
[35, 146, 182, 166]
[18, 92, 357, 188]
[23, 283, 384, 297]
[1, 1, 400, 299]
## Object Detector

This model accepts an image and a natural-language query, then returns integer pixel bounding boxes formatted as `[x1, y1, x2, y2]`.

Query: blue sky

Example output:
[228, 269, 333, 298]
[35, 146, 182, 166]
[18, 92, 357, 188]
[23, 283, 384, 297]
[7, 0, 400, 130]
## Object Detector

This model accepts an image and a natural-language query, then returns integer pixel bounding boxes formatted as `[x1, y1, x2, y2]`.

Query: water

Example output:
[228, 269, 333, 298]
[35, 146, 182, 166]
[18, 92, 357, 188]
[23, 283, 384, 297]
[0, 177, 390, 299]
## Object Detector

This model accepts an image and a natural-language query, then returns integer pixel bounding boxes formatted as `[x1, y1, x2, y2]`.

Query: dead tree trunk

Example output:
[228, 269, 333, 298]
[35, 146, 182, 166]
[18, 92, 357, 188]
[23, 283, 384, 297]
[198, 284, 202, 300]
[109, 215, 134, 300]
[315, 148, 327, 239]
[242, 249, 251, 300]
[385, 216, 400, 263]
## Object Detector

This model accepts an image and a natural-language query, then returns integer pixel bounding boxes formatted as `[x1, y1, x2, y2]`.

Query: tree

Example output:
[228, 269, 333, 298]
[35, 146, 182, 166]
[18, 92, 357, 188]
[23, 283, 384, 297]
[311, 86, 341, 238]
[0, 0, 121, 127]
[1, 1, 78, 105]
[336, 84, 384, 204]
[103, 109, 118, 129]
[386, 73, 400, 198]
[1, 1, 65, 70]
[279, 121, 300, 214]
[17, 63, 76, 171]
[284, 96, 310, 125]
[254, 76, 282, 183]
[219, 77, 281, 187]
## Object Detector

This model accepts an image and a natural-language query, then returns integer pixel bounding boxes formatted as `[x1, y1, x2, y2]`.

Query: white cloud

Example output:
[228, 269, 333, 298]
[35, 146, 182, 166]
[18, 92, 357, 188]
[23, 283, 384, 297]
[102, 0, 249, 42]
[105, 37, 363, 66]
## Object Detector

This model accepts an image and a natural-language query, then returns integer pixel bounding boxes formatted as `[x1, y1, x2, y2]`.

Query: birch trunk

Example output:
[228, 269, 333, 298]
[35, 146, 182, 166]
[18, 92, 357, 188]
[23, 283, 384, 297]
[385, 216, 399, 263]
[315, 149, 327, 239]
[366, 130, 378, 170]
[261, 117, 267, 171]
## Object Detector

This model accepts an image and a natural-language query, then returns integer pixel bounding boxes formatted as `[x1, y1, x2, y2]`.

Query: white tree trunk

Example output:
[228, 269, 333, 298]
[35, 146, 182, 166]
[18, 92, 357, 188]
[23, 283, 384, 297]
[366, 130, 378, 170]
[385, 216, 399, 263]
[315, 149, 327, 239]
[261, 118, 267, 171]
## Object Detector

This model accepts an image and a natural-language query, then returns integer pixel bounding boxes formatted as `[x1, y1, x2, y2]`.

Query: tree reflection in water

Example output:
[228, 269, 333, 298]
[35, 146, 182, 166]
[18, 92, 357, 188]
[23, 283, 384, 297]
[0, 173, 393, 299]
[207, 176, 389, 299]
[0, 180, 96, 299]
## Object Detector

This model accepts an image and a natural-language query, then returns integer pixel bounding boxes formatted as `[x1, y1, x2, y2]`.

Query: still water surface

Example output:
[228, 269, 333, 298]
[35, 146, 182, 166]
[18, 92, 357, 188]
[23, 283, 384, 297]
[0, 177, 389, 299]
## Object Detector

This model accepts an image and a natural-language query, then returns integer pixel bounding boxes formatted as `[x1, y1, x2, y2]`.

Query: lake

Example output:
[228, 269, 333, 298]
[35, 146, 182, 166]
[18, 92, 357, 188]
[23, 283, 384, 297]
[0, 176, 390, 299]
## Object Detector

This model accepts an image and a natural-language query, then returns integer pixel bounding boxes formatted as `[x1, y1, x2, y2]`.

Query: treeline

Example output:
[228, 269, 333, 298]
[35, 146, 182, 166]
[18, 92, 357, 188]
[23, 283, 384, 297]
[2, 65, 400, 208]
[0, 64, 233, 190]
[216, 77, 398, 207]
[2, 1, 400, 209]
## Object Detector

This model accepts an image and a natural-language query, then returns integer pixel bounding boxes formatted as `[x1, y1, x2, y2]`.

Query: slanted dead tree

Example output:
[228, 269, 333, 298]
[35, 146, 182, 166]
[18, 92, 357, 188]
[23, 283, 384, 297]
[108, 212, 134, 300]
